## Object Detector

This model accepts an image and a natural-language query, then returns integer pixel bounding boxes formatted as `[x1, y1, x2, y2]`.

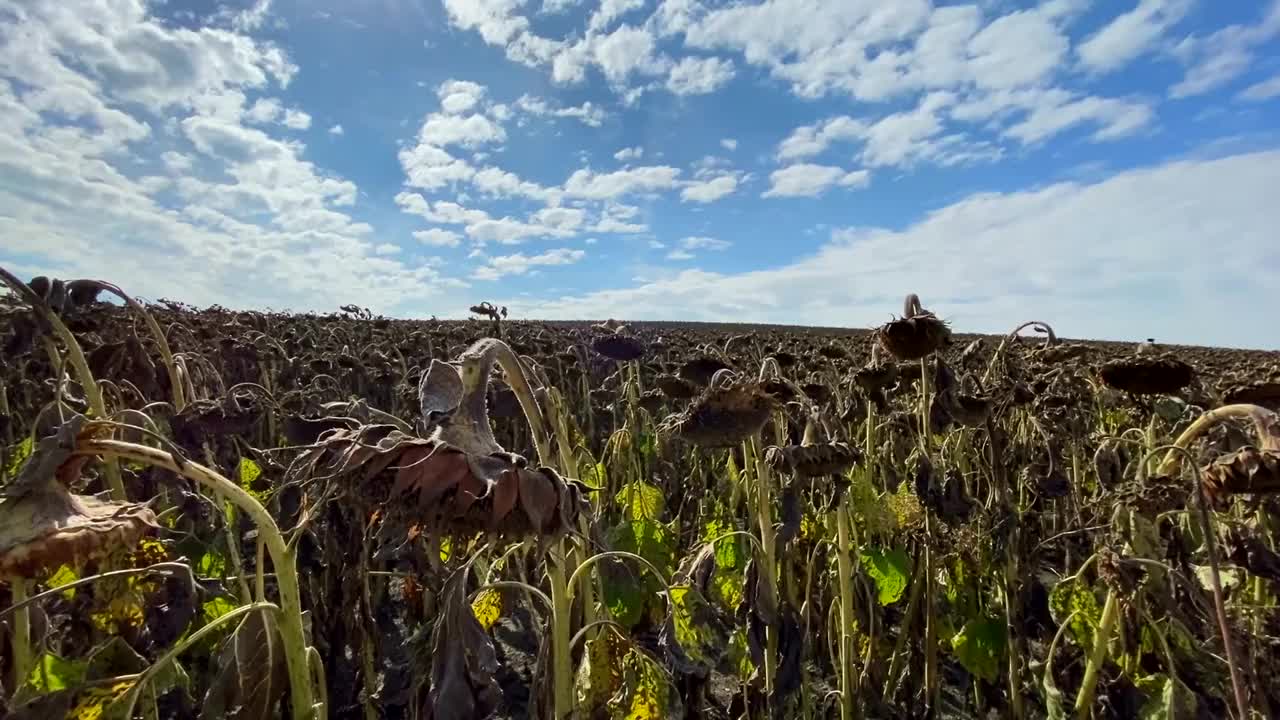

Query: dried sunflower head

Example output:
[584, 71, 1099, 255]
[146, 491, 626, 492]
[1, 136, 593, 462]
[875, 294, 950, 361]
[659, 379, 777, 447]
[1098, 354, 1194, 395]
[764, 442, 860, 477]
[591, 333, 646, 362]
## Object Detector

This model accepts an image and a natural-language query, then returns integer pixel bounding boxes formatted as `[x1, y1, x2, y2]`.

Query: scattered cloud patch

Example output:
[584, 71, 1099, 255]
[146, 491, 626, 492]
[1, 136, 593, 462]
[763, 164, 869, 198]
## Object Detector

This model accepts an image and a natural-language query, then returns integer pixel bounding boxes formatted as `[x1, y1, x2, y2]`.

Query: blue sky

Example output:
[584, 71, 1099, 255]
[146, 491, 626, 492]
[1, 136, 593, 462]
[1, 0, 1279, 347]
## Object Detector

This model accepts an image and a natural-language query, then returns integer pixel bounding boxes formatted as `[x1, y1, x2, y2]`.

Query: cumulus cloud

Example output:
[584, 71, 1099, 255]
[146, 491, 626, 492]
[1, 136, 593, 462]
[614, 146, 644, 161]
[762, 164, 869, 198]
[666, 56, 735, 95]
[564, 165, 682, 199]
[328, 123, 344, 135]
[1169, 2, 1280, 98]
[413, 228, 463, 247]
[0, 0, 465, 315]
[1077, 0, 1192, 73]
[516, 94, 607, 126]
[473, 247, 586, 280]
[518, 150, 1280, 348]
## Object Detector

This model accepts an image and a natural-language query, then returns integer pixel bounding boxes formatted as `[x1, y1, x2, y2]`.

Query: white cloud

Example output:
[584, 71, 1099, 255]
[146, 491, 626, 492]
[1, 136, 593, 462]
[328, 124, 344, 135]
[589, 0, 646, 32]
[649, 240, 666, 249]
[666, 56, 735, 95]
[474, 247, 585, 280]
[245, 97, 282, 124]
[762, 164, 870, 198]
[614, 146, 644, 161]
[1077, 0, 1191, 73]
[681, 174, 739, 203]
[471, 166, 557, 202]
[681, 236, 731, 250]
[438, 79, 487, 114]
[0, 0, 463, 315]
[516, 94, 607, 126]
[1170, 2, 1280, 98]
[399, 143, 476, 190]
[374, 242, 400, 255]
[532, 206, 586, 232]
[519, 151, 1280, 348]
[565, 165, 682, 199]
[282, 108, 311, 130]
[1238, 73, 1280, 102]
[413, 228, 463, 247]
[593, 202, 648, 233]
[591, 24, 666, 85]
[720, 138, 738, 151]
[1005, 93, 1153, 144]
[666, 249, 695, 260]
[161, 151, 194, 173]
[777, 116, 866, 160]
[418, 112, 506, 148]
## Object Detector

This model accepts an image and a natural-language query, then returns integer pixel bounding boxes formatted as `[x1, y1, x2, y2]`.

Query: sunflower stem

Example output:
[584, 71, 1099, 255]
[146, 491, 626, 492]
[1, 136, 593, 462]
[74, 439, 319, 720]
[7, 577, 31, 693]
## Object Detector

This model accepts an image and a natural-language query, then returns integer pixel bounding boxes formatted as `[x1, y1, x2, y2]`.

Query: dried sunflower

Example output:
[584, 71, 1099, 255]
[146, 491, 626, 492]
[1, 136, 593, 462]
[875, 294, 951, 361]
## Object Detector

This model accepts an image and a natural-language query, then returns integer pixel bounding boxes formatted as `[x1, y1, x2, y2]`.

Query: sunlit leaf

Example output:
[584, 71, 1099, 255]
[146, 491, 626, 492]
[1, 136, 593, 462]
[1049, 577, 1102, 649]
[196, 549, 227, 577]
[617, 482, 664, 521]
[202, 596, 236, 623]
[68, 680, 136, 720]
[237, 457, 264, 500]
[663, 585, 731, 675]
[861, 546, 910, 606]
[440, 536, 453, 563]
[47, 564, 80, 600]
[604, 519, 676, 627]
[470, 588, 503, 631]
[574, 629, 625, 714]
[608, 648, 682, 719]
[23, 652, 86, 693]
[3, 435, 34, 481]
[950, 616, 1006, 683]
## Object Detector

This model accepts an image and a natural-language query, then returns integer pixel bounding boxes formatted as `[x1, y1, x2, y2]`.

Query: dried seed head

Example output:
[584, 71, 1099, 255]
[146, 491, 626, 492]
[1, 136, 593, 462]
[1098, 354, 1194, 395]
[659, 380, 776, 447]
[591, 333, 646, 362]
[764, 442, 860, 477]
[875, 295, 950, 361]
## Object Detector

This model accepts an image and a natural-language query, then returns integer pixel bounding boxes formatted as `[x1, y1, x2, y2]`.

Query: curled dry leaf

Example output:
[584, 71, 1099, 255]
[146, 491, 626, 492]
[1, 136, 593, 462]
[427, 569, 502, 720]
[1201, 446, 1280, 503]
[288, 425, 588, 541]
[0, 416, 157, 577]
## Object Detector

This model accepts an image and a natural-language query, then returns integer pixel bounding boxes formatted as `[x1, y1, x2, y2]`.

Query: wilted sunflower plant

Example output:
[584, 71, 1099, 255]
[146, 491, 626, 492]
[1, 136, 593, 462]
[4, 266, 1280, 720]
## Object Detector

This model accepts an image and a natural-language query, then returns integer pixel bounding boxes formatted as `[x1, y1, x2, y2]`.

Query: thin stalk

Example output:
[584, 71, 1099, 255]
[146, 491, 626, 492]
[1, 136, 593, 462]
[7, 578, 31, 692]
[547, 544, 573, 719]
[88, 281, 186, 411]
[835, 497, 857, 720]
[1073, 588, 1119, 719]
[73, 439, 319, 720]
[751, 435, 779, 696]
[919, 357, 938, 711]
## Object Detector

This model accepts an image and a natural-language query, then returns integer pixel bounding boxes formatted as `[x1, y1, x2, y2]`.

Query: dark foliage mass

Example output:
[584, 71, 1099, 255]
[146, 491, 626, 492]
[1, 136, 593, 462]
[3, 278, 1280, 720]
